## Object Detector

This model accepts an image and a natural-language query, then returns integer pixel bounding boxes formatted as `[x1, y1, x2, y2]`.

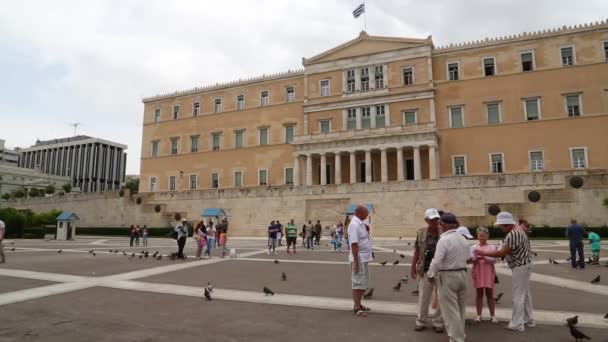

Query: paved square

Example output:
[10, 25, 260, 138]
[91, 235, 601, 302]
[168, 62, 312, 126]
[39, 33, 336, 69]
[0, 237, 606, 341]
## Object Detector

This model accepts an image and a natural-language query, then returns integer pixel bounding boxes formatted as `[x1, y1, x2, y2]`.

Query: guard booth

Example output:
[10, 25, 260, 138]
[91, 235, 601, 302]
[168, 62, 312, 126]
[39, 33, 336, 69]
[201, 208, 228, 225]
[56, 212, 79, 240]
[344, 203, 375, 233]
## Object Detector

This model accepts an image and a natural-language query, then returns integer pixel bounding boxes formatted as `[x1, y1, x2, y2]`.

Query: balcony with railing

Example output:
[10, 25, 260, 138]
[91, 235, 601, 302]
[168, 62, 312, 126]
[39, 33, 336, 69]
[293, 122, 436, 144]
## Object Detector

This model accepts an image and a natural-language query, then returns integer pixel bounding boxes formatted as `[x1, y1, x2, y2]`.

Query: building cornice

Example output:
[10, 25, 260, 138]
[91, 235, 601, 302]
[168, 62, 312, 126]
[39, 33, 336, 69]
[303, 90, 435, 113]
[19, 138, 128, 152]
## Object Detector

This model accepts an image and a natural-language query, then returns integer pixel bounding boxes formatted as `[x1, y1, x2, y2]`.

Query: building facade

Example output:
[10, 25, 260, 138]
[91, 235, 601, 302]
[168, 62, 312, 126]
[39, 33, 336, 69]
[0, 164, 71, 197]
[18, 136, 128, 193]
[140, 21, 608, 193]
[0, 139, 20, 166]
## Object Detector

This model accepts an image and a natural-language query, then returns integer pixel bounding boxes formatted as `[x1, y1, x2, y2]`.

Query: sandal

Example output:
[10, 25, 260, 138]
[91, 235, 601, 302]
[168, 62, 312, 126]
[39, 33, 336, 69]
[353, 307, 368, 317]
[360, 305, 372, 312]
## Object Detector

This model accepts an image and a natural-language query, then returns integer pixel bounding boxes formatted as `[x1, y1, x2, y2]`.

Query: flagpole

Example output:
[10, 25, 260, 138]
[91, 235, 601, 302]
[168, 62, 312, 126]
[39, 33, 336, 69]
[363, 1, 367, 32]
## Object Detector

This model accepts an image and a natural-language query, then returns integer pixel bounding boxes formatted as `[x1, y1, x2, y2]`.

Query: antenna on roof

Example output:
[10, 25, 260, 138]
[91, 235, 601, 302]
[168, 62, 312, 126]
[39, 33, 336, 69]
[68, 122, 81, 136]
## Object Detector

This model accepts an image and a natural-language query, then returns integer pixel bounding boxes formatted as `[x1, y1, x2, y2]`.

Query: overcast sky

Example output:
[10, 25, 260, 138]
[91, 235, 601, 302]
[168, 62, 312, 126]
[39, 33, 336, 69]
[1, 0, 606, 174]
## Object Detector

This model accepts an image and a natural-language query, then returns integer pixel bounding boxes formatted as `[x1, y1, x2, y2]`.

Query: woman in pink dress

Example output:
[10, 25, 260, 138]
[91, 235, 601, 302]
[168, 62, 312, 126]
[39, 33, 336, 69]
[469, 227, 498, 323]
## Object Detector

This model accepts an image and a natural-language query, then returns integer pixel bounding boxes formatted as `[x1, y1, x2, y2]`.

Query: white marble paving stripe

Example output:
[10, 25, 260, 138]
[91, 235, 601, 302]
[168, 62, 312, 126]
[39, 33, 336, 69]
[0, 268, 90, 283]
[373, 246, 414, 256]
[238, 257, 413, 267]
[107, 280, 608, 329]
[0, 282, 95, 306]
[494, 267, 608, 296]
[88, 239, 109, 245]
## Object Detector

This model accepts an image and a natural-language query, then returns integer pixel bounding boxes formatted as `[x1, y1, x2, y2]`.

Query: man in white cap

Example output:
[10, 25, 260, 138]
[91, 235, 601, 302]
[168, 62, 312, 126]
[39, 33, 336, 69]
[0, 219, 5, 264]
[477, 211, 535, 332]
[411, 208, 444, 333]
[456, 226, 474, 240]
[175, 218, 189, 259]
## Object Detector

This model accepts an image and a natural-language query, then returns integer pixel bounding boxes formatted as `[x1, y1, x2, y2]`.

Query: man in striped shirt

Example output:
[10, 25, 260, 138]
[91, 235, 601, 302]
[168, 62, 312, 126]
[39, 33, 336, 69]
[476, 212, 535, 332]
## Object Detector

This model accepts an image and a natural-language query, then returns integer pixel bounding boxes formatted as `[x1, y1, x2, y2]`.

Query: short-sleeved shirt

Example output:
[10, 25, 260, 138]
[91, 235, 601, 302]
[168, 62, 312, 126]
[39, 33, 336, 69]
[175, 224, 189, 239]
[285, 224, 298, 238]
[268, 224, 279, 238]
[347, 216, 373, 263]
[566, 224, 585, 244]
[504, 229, 532, 268]
[588, 232, 601, 251]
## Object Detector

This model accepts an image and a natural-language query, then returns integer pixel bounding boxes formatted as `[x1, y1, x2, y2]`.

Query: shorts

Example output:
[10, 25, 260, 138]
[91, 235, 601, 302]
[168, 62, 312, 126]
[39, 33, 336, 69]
[268, 238, 277, 247]
[286, 236, 297, 245]
[350, 261, 370, 290]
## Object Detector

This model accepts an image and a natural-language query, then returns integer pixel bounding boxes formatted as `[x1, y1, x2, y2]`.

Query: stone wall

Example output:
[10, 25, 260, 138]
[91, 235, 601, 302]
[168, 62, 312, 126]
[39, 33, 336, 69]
[2, 171, 607, 237]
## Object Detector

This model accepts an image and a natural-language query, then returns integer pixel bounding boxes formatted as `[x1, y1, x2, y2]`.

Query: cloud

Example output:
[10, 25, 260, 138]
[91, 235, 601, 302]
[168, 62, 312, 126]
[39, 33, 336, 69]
[0, 0, 606, 174]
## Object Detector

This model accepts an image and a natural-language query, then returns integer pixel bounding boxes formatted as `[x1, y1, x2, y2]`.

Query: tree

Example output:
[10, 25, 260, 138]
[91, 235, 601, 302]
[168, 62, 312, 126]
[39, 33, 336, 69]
[62, 183, 72, 193]
[28, 188, 40, 198]
[1, 193, 10, 200]
[604, 198, 608, 208]
[45, 184, 56, 195]
[125, 178, 139, 195]
[14, 190, 25, 198]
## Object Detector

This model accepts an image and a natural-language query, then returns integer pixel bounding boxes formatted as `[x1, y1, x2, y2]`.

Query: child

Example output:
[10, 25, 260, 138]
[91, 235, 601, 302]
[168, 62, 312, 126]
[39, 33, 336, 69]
[469, 227, 498, 323]
[219, 228, 228, 258]
[587, 228, 601, 266]
[142, 225, 149, 247]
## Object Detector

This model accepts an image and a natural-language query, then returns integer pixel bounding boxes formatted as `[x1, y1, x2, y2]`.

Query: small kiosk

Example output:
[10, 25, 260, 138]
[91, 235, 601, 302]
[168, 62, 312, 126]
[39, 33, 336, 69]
[56, 212, 79, 241]
[344, 203, 375, 231]
[201, 208, 228, 224]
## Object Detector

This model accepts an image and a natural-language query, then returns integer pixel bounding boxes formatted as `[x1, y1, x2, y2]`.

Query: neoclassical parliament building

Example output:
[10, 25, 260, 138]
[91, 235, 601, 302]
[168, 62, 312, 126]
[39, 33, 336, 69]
[140, 21, 608, 195]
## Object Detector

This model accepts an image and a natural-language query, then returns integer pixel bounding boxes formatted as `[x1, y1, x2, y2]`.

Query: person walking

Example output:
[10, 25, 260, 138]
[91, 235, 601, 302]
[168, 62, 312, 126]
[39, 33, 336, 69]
[194, 221, 206, 259]
[219, 226, 228, 258]
[285, 219, 298, 254]
[129, 225, 136, 247]
[174, 219, 189, 259]
[477, 212, 535, 332]
[305, 220, 314, 250]
[277, 220, 284, 246]
[314, 220, 322, 245]
[334, 222, 344, 253]
[267, 221, 279, 255]
[0, 219, 6, 264]
[135, 225, 141, 246]
[142, 225, 149, 247]
[587, 228, 601, 266]
[205, 222, 216, 258]
[301, 224, 307, 247]
[411, 208, 444, 333]
[566, 219, 586, 269]
[469, 227, 498, 323]
[348, 205, 373, 316]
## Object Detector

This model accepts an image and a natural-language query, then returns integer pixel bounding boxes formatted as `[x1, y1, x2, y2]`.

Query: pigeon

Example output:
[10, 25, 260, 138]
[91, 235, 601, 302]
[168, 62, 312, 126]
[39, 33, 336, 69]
[92, 252, 96, 256]
[152, 251, 158, 257]
[604, 312, 608, 319]
[411, 289, 419, 296]
[57, 249, 62, 254]
[400, 254, 405, 258]
[568, 322, 591, 341]
[393, 249, 396, 253]
[274, 260, 279, 264]
[89, 250, 94, 254]
[141, 250, 145, 254]
[204, 288, 212, 301]
[380, 261, 388, 266]
[401, 275, 408, 284]
[207, 283, 213, 292]
[494, 292, 503, 304]
[144, 251, 149, 258]
[550, 258, 560, 264]
[156, 255, 162, 260]
[393, 281, 402, 291]
[263, 286, 274, 296]
[363, 288, 374, 299]
[108, 249, 113, 253]
[531, 251, 538, 257]
[139, 255, 143, 259]
[10, 247, 16, 251]
[399, 237, 403, 240]
[393, 260, 399, 266]
[282, 272, 287, 281]
[566, 315, 578, 326]
[494, 275, 500, 284]
[113, 250, 118, 254]
[123, 252, 127, 256]
[590, 275, 600, 284]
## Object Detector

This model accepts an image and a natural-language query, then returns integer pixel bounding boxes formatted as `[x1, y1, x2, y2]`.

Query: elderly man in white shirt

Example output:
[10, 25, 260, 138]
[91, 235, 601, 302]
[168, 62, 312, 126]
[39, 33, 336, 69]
[348, 205, 373, 317]
[428, 213, 470, 342]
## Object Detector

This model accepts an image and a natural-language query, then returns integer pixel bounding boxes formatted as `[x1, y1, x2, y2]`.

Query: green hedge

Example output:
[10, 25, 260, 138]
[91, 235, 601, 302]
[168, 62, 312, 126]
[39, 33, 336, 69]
[470, 226, 608, 239]
[0, 208, 62, 238]
[75, 227, 184, 237]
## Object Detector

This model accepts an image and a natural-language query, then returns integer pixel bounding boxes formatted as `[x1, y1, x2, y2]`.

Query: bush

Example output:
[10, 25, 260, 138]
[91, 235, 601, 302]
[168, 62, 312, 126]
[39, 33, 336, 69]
[62, 183, 72, 193]
[125, 178, 139, 195]
[1, 193, 10, 200]
[0, 208, 26, 238]
[23, 227, 46, 239]
[45, 184, 56, 195]
[28, 188, 40, 197]
[471, 226, 608, 239]
[76, 227, 174, 237]
[13, 190, 25, 198]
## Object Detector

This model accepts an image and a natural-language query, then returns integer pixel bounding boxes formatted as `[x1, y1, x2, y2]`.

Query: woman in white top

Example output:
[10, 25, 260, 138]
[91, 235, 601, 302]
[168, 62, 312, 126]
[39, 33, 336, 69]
[205, 222, 217, 258]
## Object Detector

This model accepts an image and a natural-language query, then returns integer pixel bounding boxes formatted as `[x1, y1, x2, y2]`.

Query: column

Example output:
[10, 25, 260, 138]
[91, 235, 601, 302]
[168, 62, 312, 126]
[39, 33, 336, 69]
[397, 147, 404, 181]
[349, 151, 356, 184]
[354, 68, 361, 92]
[356, 108, 362, 129]
[306, 154, 313, 186]
[429, 145, 437, 179]
[413, 145, 421, 181]
[320, 153, 327, 185]
[380, 148, 388, 182]
[293, 155, 300, 186]
[334, 153, 342, 185]
[370, 105, 377, 129]
[365, 150, 372, 183]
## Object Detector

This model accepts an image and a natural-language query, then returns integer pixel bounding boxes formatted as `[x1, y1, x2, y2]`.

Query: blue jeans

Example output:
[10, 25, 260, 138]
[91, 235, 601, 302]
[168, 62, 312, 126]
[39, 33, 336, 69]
[569, 241, 584, 268]
[205, 238, 215, 256]
[307, 237, 314, 249]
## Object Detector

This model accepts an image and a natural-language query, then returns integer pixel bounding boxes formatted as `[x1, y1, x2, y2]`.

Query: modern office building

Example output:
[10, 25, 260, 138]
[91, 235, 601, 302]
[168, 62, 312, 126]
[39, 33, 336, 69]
[18, 136, 128, 193]
[0, 139, 20, 166]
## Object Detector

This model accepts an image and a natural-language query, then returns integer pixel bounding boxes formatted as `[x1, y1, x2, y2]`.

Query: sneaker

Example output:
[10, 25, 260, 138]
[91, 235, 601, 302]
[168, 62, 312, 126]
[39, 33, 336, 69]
[414, 325, 426, 332]
[267, 251, 270, 255]
[491, 317, 499, 324]
[474, 316, 481, 323]
[504, 325, 525, 332]
[525, 321, 536, 328]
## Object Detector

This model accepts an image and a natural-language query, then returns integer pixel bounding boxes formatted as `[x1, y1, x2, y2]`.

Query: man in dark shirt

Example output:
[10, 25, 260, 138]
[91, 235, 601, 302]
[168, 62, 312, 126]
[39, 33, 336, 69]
[566, 219, 586, 269]
[314, 220, 322, 245]
[268, 221, 279, 255]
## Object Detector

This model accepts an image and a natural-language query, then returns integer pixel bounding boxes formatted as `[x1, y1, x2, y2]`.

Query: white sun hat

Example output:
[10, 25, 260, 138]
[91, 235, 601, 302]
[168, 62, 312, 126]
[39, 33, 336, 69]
[424, 208, 440, 220]
[495, 212, 516, 226]
[456, 226, 474, 239]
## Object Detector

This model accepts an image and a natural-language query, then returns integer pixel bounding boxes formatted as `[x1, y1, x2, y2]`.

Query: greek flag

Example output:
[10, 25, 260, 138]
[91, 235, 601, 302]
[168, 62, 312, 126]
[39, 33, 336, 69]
[352, 3, 365, 18]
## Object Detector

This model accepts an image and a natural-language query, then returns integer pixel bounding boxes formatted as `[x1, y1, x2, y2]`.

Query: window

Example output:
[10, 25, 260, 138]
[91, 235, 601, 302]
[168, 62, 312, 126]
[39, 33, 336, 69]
[169, 176, 176, 191]
[486, 103, 501, 124]
[151, 141, 159, 157]
[530, 151, 544, 171]
[374, 65, 384, 88]
[320, 120, 330, 134]
[320, 80, 330, 97]
[261, 91, 269, 106]
[235, 130, 244, 148]
[375, 105, 386, 128]
[237, 95, 245, 110]
[259, 127, 268, 145]
[521, 52, 534, 72]
[449, 106, 463, 128]
[284, 125, 295, 143]
[447, 62, 459, 80]
[193, 102, 200, 116]
[285, 168, 294, 185]
[172, 105, 180, 120]
[346, 70, 355, 93]
[153, 108, 161, 122]
[360, 67, 369, 91]
[286, 86, 295, 102]
[604, 41, 608, 61]
[190, 135, 199, 153]
[258, 169, 268, 186]
[361, 107, 371, 128]
[212, 133, 221, 151]
[571, 148, 587, 169]
[170, 138, 179, 155]
[490, 153, 504, 173]
[211, 173, 219, 189]
[403, 110, 417, 125]
[150, 177, 157, 192]
[524, 98, 540, 121]
[483, 57, 496, 76]
[234, 171, 242, 188]
[565, 94, 581, 117]
[453, 156, 466, 176]
[561, 46, 574, 66]
[214, 98, 222, 113]
[189, 175, 197, 189]
[347, 108, 356, 129]
[402, 67, 414, 85]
